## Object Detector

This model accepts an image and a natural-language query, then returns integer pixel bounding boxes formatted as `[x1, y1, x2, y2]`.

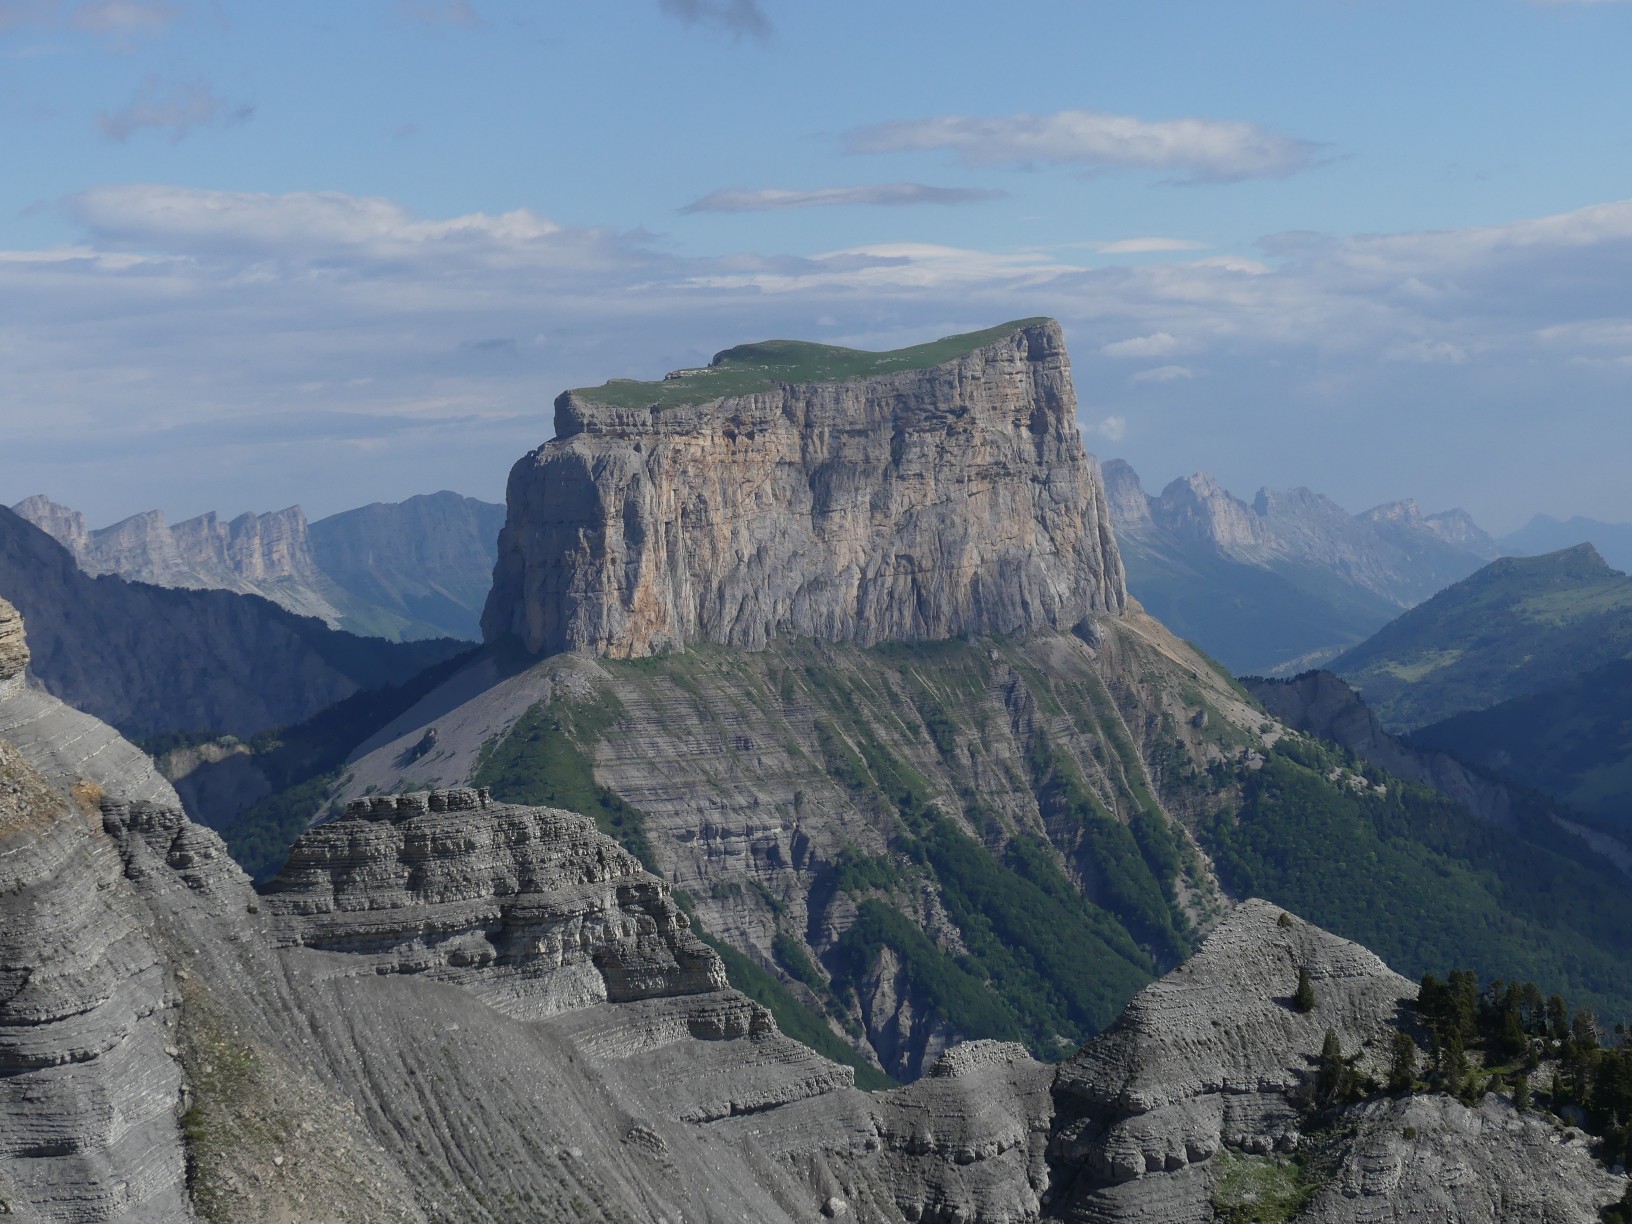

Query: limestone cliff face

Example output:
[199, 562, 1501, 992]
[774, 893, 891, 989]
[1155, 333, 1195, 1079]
[0, 595, 26, 686]
[266, 787, 727, 1019]
[484, 319, 1127, 658]
[0, 740, 192, 1222]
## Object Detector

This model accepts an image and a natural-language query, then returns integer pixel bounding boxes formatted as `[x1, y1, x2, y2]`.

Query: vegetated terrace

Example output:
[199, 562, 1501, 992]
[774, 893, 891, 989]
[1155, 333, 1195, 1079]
[568, 317, 1051, 410]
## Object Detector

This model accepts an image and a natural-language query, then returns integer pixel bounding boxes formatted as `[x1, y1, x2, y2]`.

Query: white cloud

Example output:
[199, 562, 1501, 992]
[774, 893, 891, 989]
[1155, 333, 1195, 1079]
[1095, 415, 1128, 442]
[97, 77, 251, 142]
[69, 185, 566, 256]
[1101, 332, 1181, 358]
[845, 108, 1319, 183]
[1092, 237, 1208, 255]
[682, 183, 1005, 212]
[1129, 364, 1196, 384]
[657, 0, 769, 39]
[0, 0, 178, 37]
[8, 186, 1632, 525]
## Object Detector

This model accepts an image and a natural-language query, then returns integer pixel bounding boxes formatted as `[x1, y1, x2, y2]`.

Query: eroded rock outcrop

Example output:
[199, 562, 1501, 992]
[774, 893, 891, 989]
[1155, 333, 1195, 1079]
[0, 595, 27, 685]
[484, 319, 1127, 658]
[1048, 899, 1415, 1220]
[0, 740, 190, 1222]
[265, 787, 727, 1019]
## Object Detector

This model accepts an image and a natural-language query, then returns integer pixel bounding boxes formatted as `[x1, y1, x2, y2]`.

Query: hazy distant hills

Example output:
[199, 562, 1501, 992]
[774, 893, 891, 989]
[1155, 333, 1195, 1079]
[1332, 543, 1632, 731]
[0, 506, 464, 738]
[1499, 512, 1632, 574]
[11, 490, 503, 642]
[1102, 459, 1498, 674]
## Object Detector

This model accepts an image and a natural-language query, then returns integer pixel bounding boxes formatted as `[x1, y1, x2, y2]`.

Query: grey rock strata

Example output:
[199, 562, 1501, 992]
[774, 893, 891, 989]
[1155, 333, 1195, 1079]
[484, 318, 1127, 658]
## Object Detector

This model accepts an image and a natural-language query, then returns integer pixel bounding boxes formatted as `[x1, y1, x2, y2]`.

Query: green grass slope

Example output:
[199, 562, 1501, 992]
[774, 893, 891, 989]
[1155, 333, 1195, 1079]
[1331, 544, 1632, 730]
[569, 318, 1050, 410]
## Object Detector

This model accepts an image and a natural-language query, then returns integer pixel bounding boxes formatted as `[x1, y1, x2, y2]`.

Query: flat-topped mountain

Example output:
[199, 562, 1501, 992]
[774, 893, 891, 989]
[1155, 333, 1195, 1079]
[483, 318, 1126, 657]
[1102, 459, 1497, 674]
[12, 490, 504, 642]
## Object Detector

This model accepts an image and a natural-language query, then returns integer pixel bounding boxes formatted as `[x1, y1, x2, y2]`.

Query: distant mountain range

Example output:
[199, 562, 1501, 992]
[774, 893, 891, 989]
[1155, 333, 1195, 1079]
[1331, 543, 1632, 731]
[1101, 460, 1499, 674]
[0, 506, 465, 739]
[1501, 512, 1632, 575]
[10, 491, 504, 642]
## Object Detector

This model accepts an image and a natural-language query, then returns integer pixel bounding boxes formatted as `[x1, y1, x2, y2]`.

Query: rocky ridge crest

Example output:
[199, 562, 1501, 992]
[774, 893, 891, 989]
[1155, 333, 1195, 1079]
[483, 318, 1127, 658]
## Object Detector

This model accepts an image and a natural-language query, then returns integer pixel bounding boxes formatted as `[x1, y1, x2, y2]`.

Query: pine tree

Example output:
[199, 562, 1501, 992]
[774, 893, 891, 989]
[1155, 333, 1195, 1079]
[1443, 1028, 1467, 1093]
[1387, 1030, 1417, 1094]
[1317, 1028, 1345, 1104]
[1294, 966, 1316, 1014]
[1513, 1072, 1531, 1112]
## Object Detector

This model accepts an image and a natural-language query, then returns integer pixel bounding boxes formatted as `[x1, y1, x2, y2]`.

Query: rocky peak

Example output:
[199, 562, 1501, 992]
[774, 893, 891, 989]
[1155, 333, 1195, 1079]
[1360, 497, 1425, 527]
[1153, 471, 1265, 552]
[483, 317, 1127, 658]
[1100, 458, 1154, 531]
[0, 596, 26, 687]
[10, 494, 89, 556]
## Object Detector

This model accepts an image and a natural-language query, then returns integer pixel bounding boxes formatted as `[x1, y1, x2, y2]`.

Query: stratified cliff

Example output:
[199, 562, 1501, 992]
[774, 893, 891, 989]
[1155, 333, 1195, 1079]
[484, 318, 1126, 657]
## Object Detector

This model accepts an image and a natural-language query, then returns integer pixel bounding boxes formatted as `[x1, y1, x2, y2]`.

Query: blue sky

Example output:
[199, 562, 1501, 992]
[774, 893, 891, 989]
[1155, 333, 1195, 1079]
[2, 0, 1631, 532]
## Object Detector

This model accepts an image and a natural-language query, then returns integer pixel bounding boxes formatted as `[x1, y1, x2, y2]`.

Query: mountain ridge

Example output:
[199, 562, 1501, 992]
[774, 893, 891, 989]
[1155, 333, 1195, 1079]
[12, 489, 504, 642]
[1100, 459, 1497, 674]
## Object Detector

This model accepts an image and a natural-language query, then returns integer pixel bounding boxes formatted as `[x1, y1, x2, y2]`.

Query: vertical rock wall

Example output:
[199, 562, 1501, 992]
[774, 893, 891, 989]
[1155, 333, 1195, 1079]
[483, 318, 1126, 658]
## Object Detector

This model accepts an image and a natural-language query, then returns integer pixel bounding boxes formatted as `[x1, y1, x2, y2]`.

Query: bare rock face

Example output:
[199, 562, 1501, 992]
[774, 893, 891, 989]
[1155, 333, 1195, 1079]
[12, 498, 344, 626]
[265, 787, 727, 1019]
[1049, 899, 1415, 1220]
[484, 318, 1127, 657]
[0, 595, 26, 686]
[0, 740, 191, 1222]
[1302, 1095, 1621, 1223]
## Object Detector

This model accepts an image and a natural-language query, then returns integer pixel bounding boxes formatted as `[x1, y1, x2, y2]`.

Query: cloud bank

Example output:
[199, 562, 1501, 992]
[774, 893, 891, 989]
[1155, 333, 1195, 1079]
[846, 109, 1320, 183]
[5, 184, 1632, 524]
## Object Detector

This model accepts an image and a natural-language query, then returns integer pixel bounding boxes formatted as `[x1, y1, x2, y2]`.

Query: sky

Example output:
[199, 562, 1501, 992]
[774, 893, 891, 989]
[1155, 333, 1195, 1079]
[2, 0, 1631, 534]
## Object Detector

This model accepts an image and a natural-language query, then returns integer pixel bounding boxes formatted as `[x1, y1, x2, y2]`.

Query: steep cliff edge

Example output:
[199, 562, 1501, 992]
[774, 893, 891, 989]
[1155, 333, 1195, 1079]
[483, 318, 1126, 658]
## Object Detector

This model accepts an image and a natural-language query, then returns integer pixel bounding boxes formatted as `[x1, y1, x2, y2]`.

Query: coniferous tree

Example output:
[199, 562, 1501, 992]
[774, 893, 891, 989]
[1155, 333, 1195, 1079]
[1547, 994, 1569, 1042]
[1513, 1072, 1531, 1112]
[1294, 966, 1316, 1014]
[1317, 1029, 1343, 1101]
[1443, 1028, 1468, 1094]
[1387, 1030, 1417, 1095]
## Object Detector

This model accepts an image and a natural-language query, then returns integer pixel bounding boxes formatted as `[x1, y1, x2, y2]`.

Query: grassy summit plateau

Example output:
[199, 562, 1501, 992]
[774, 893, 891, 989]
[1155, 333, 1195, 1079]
[569, 317, 1052, 410]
